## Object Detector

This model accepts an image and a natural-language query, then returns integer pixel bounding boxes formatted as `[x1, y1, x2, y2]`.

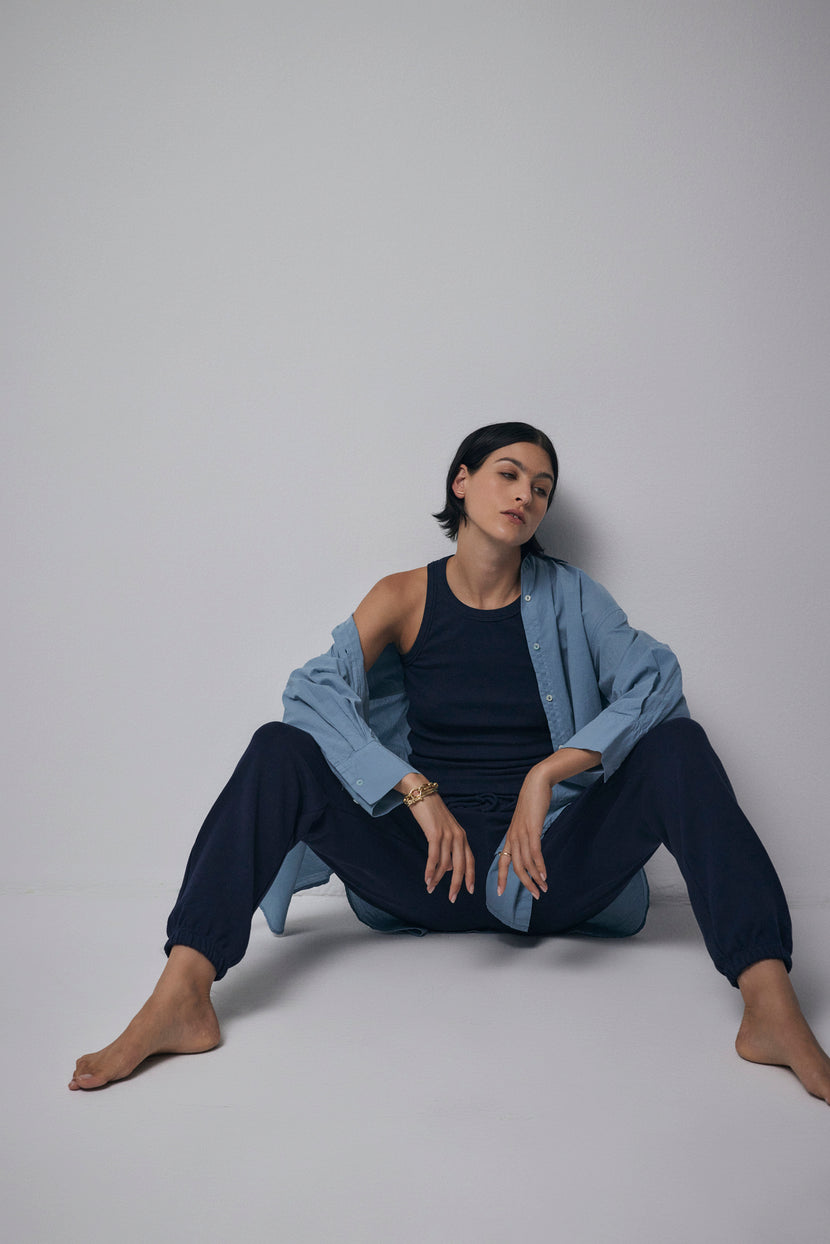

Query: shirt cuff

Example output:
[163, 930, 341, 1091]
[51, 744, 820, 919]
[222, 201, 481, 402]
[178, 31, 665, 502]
[560, 712, 635, 782]
[335, 740, 413, 816]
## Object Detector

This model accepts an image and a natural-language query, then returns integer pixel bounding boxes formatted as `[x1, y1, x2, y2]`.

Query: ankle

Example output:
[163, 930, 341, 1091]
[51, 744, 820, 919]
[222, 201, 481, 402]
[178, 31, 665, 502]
[737, 958, 793, 1008]
[156, 945, 217, 1001]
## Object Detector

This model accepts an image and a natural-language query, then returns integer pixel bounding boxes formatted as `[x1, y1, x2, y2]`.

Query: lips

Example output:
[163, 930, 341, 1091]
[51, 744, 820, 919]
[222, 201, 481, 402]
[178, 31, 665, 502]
[502, 510, 526, 524]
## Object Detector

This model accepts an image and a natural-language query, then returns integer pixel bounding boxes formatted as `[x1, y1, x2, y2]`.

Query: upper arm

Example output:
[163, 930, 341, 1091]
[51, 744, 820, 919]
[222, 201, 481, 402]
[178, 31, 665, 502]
[352, 568, 427, 673]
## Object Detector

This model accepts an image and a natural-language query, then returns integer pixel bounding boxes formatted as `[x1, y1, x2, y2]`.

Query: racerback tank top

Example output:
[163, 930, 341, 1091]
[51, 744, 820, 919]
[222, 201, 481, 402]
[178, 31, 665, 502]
[401, 557, 552, 797]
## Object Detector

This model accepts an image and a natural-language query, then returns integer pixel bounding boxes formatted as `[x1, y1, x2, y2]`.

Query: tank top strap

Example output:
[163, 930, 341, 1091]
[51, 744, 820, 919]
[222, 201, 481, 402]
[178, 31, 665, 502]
[402, 557, 453, 666]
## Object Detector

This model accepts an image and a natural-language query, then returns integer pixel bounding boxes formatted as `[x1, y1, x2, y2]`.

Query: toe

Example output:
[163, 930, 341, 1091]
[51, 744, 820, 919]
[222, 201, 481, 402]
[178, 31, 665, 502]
[69, 1056, 110, 1091]
[69, 1071, 108, 1091]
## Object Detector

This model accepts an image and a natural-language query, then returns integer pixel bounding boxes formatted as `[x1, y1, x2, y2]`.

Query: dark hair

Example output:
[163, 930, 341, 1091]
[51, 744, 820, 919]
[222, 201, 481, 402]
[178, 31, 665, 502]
[433, 422, 559, 557]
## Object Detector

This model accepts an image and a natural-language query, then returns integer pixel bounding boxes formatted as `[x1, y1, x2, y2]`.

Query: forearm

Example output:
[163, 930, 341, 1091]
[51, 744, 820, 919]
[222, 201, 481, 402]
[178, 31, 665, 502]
[534, 747, 602, 789]
[498, 748, 601, 900]
[396, 748, 601, 802]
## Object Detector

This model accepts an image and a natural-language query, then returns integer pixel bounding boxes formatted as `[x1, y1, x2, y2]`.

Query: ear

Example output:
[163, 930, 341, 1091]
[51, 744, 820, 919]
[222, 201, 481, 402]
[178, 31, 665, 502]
[452, 465, 468, 499]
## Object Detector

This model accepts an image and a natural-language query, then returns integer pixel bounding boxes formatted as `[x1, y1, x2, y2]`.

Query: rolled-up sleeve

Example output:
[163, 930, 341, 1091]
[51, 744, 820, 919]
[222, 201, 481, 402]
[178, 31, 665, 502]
[560, 588, 689, 780]
[282, 644, 412, 815]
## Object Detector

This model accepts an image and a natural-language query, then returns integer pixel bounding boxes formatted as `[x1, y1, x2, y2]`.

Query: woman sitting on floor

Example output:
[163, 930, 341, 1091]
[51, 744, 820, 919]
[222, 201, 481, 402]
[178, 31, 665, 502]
[69, 421, 830, 1103]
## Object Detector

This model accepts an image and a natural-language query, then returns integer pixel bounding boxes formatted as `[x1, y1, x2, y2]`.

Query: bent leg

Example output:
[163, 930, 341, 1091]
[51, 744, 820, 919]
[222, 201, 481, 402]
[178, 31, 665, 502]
[529, 719, 829, 1103]
[165, 723, 499, 978]
[531, 718, 792, 985]
[71, 722, 494, 1090]
[72, 722, 361, 1090]
[164, 722, 345, 978]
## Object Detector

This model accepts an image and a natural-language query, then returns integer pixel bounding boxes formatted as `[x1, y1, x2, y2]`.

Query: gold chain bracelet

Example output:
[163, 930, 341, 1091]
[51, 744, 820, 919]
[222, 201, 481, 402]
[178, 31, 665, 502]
[402, 780, 439, 808]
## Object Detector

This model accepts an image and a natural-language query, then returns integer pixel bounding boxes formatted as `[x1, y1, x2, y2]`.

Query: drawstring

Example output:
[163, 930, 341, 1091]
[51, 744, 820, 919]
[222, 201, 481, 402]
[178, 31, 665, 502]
[443, 792, 514, 815]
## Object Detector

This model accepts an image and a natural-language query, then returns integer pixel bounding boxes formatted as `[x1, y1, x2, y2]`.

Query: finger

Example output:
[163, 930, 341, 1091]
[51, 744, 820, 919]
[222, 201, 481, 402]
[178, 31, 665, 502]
[424, 837, 441, 891]
[429, 837, 452, 893]
[522, 860, 540, 900]
[513, 842, 540, 900]
[531, 840, 548, 892]
[465, 843, 475, 895]
[522, 842, 545, 890]
[449, 836, 465, 903]
[514, 828, 547, 896]
[496, 846, 512, 897]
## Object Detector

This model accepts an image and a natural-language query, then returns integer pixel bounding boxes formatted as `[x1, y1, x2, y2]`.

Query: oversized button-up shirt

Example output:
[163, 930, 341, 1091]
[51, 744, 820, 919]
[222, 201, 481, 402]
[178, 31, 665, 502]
[261, 555, 688, 935]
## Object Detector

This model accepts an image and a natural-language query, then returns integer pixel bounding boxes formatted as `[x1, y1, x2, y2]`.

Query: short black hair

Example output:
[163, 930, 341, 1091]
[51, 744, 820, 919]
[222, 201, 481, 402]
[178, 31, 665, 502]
[433, 422, 559, 557]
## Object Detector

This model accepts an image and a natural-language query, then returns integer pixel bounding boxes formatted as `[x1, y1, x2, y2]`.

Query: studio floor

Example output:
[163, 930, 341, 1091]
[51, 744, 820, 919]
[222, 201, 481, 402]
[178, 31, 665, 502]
[3, 887, 829, 1243]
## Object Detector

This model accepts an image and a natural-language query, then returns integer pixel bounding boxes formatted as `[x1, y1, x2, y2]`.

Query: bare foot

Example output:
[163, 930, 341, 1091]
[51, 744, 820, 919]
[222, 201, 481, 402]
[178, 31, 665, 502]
[69, 946, 220, 1091]
[735, 960, 830, 1104]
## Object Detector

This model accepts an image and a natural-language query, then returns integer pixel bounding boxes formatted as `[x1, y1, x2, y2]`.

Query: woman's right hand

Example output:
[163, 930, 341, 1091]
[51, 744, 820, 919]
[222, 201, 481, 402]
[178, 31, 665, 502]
[406, 792, 475, 903]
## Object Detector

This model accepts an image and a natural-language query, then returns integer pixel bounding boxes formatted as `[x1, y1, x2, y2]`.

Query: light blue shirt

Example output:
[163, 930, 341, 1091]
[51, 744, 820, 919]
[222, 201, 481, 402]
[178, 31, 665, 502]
[260, 555, 688, 936]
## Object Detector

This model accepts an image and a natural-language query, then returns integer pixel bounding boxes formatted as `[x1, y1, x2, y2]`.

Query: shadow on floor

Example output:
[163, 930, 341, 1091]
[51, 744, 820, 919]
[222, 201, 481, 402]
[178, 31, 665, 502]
[214, 897, 705, 1024]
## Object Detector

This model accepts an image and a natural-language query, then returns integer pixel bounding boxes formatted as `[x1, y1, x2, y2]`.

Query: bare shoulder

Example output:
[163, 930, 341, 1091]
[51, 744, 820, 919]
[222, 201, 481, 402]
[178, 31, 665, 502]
[357, 567, 428, 617]
[353, 566, 428, 669]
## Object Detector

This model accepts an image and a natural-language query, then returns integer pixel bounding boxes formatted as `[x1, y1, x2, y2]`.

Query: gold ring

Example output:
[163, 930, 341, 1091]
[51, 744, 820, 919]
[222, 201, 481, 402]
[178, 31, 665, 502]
[499, 850, 512, 858]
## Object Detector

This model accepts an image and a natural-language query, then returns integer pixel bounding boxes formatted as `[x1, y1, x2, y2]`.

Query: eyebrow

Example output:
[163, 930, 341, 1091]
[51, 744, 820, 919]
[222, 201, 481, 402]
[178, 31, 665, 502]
[495, 456, 555, 484]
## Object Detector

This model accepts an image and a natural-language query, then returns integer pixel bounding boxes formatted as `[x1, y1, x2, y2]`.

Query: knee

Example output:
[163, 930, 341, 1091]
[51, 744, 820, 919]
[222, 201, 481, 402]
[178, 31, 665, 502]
[632, 715, 745, 822]
[632, 716, 711, 771]
[247, 721, 318, 764]
[648, 716, 707, 748]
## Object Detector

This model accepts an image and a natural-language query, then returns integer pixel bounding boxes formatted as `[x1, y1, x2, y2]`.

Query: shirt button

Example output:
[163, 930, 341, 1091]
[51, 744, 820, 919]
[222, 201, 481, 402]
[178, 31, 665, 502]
[524, 594, 531, 601]
[356, 779, 364, 786]
[546, 694, 553, 702]
[533, 642, 540, 650]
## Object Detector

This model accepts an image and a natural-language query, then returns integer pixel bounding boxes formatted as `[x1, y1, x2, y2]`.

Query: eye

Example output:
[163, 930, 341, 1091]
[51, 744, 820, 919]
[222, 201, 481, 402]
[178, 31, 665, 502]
[500, 471, 517, 480]
[534, 486, 549, 498]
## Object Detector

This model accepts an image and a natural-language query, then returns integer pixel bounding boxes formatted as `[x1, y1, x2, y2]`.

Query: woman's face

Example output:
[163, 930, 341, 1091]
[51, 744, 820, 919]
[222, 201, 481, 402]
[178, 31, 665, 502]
[452, 441, 555, 547]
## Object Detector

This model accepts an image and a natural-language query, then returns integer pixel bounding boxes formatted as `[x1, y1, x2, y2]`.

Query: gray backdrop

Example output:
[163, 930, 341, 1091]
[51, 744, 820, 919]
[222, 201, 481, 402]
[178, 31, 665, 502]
[4, 1, 829, 901]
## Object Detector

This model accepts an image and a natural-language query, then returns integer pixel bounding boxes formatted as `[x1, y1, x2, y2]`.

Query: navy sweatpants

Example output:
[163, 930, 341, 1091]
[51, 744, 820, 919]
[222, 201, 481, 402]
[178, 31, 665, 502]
[165, 717, 792, 986]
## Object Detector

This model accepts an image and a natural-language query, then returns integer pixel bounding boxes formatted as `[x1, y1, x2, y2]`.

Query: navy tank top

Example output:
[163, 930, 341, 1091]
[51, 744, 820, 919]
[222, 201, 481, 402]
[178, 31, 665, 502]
[401, 558, 553, 797]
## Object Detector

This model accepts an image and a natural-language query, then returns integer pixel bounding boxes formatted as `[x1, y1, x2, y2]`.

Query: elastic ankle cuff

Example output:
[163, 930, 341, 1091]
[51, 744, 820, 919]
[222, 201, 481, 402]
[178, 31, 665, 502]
[721, 945, 793, 989]
[164, 931, 228, 980]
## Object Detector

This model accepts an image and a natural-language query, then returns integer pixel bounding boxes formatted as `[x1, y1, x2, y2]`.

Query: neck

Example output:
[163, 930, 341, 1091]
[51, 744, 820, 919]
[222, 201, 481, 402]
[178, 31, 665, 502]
[447, 539, 523, 610]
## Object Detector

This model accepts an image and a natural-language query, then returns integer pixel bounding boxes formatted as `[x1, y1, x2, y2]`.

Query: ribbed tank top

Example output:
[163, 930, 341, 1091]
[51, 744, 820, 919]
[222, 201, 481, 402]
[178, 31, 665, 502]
[401, 557, 553, 796]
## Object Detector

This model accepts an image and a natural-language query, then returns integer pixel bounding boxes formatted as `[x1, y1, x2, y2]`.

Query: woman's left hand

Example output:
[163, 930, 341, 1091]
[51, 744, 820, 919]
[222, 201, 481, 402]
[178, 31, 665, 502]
[496, 764, 552, 899]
